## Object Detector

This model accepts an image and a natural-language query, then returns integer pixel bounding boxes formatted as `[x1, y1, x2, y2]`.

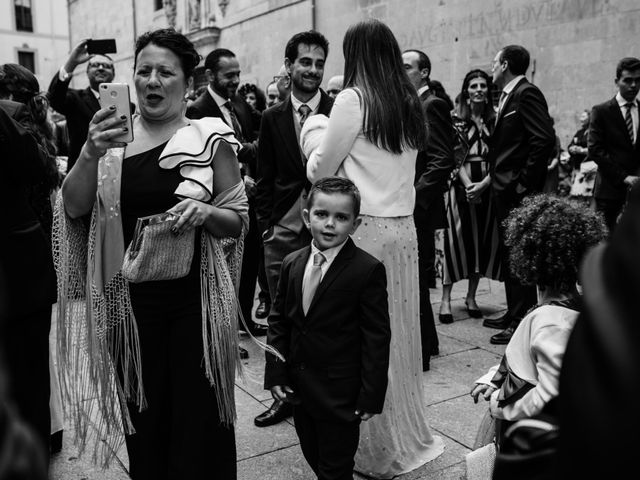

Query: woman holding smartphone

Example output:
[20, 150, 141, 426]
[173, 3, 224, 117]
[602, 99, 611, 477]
[57, 29, 248, 479]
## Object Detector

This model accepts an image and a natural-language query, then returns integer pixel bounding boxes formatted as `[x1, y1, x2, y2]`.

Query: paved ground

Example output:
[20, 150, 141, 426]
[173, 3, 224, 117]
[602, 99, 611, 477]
[50, 278, 507, 479]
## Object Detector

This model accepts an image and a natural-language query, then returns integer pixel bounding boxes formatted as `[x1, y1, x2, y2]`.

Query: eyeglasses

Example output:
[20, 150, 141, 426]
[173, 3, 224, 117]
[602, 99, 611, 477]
[89, 62, 113, 70]
[273, 75, 288, 83]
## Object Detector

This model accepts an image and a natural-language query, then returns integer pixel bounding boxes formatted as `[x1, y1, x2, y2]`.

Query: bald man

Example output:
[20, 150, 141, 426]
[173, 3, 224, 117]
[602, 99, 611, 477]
[326, 75, 344, 98]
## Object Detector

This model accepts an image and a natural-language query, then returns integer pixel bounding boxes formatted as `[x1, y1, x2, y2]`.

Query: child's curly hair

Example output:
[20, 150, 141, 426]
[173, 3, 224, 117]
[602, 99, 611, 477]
[504, 194, 607, 292]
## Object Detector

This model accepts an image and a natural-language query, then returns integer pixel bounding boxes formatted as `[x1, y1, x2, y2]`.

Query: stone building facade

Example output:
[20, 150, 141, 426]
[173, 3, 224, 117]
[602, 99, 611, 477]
[67, 0, 640, 143]
[1, 0, 69, 89]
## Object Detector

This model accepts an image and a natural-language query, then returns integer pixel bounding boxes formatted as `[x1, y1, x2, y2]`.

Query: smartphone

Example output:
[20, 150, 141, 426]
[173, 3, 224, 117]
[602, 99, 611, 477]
[87, 38, 117, 55]
[99, 83, 134, 143]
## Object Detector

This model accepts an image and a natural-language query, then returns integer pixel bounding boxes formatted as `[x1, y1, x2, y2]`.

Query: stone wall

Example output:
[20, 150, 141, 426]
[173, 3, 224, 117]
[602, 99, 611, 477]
[67, 0, 640, 144]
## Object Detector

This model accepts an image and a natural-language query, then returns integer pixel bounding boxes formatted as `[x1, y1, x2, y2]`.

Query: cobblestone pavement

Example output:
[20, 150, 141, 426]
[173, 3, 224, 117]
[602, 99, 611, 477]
[50, 278, 507, 479]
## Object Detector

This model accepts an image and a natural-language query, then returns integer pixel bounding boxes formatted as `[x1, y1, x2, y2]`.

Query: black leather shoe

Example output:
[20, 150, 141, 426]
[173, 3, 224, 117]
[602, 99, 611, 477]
[439, 313, 454, 324]
[254, 400, 293, 427]
[255, 299, 271, 319]
[490, 322, 518, 345]
[239, 346, 249, 359]
[246, 322, 268, 337]
[483, 313, 512, 330]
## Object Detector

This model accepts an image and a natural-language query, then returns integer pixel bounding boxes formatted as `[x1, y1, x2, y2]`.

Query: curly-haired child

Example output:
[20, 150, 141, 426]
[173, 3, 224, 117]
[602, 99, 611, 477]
[469, 194, 607, 445]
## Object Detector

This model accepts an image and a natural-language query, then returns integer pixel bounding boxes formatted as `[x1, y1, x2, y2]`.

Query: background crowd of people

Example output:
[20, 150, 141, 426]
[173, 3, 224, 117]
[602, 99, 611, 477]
[0, 14, 639, 480]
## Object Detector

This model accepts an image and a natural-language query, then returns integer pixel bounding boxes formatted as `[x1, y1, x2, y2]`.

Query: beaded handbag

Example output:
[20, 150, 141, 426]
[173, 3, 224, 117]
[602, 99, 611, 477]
[121, 212, 195, 283]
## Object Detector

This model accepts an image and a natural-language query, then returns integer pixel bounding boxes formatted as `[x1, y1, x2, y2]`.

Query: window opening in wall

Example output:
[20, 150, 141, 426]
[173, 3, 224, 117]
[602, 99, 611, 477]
[18, 51, 35, 73]
[15, 0, 33, 32]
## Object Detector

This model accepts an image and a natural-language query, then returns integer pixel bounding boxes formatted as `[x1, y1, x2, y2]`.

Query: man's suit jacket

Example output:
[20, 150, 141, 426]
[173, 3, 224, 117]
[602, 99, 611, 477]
[186, 91, 260, 175]
[0, 100, 57, 320]
[414, 89, 455, 230]
[488, 78, 555, 204]
[48, 75, 100, 172]
[264, 238, 390, 422]
[588, 97, 640, 200]
[255, 92, 334, 233]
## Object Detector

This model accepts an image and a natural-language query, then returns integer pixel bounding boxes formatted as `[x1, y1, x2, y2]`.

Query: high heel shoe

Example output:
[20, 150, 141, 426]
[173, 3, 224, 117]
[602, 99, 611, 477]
[465, 300, 483, 318]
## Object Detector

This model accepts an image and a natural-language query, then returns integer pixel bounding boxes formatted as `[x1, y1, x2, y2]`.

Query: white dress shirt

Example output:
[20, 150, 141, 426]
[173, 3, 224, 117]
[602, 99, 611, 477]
[616, 92, 639, 144]
[303, 88, 417, 217]
[208, 85, 235, 129]
[291, 90, 321, 123]
[301, 239, 348, 300]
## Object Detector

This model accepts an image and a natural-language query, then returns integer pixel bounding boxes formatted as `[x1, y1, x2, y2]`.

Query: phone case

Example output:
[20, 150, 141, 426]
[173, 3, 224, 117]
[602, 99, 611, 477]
[87, 39, 117, 55]
[99, 83, 134, 143]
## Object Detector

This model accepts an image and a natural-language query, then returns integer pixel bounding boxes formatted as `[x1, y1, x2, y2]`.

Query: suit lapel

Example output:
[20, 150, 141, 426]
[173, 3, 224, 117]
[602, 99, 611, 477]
[608, 97, 634, 147]
[274, 97, 303, 168]
[495, 78, 526, 127]
[291, 246, 311, 316]
[306, 238, 356, 317]
[317, 90, 334, 116]
[84, 87, 100, 112]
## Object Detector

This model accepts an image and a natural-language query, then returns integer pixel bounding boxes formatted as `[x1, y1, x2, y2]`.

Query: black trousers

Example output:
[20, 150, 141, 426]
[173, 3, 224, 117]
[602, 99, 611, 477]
[3, 306, 51, 462]
[414, 209, 439, 363]
[494, 194, 537, 322]
[126, 286, 236, 480]
[595, 197, 626, 234]
[293, 406, 360, 480]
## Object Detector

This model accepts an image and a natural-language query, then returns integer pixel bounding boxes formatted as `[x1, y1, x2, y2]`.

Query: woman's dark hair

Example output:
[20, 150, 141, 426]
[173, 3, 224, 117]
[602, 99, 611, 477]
[428, 79, 454, 111]
[134, 28, 201, 80]
[238, 83, 266, 112]
[504, 195, 607, 292]
[342, 19, 426, 154]
[456, 69, 496, 125]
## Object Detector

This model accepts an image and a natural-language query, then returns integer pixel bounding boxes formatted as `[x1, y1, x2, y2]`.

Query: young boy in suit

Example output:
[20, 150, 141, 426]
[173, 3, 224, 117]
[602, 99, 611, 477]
[265, 176, 391, 480]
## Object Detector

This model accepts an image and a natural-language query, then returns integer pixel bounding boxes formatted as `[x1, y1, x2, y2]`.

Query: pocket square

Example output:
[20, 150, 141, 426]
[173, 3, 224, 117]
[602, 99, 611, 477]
[502, 110, 516, 118]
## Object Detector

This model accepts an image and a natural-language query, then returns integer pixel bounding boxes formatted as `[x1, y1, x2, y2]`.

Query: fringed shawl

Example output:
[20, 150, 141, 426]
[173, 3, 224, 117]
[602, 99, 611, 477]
[52, 118, 248, 466]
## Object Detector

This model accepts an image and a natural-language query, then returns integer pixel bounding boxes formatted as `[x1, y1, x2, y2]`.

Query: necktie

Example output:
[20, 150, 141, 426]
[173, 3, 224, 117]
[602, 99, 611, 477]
[498, 91, 508, 115]
[299, 104, 312, 128]
[625, 102, 635, 144]
[302, 252, 326, 314]
[224, 101, 244, 142]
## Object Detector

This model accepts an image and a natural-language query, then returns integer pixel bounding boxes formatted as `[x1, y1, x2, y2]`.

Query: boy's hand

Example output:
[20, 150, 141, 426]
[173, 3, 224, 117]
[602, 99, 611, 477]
[355, 410, 375, 421]
[271, 385, 296, 403]
[470, 384, 497, 404]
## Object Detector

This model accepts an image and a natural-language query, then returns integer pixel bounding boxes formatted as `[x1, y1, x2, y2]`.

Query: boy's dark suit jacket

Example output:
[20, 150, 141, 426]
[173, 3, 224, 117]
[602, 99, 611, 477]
[488, 78, 555, 206]
[186, 90, 260, 174]
[588, 97, 640, 200]
[264, 238, 391, 422]
[255, 92, 333, 233]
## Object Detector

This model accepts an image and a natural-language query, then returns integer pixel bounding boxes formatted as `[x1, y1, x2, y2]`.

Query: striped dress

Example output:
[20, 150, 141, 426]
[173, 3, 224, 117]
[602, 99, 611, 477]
[443, 119, 502, 284]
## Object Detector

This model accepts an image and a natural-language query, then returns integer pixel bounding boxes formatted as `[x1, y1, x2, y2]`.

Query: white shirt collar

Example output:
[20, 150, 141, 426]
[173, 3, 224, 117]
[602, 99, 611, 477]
[208, 85, 230, 109]
[417, 84, 430, 97]
[616, 92, 638, 107]
[291, 90, 321, 114]
[502, 75, 526, 96]
[90, 88, 99, 99]
[310, 238, 348, 266]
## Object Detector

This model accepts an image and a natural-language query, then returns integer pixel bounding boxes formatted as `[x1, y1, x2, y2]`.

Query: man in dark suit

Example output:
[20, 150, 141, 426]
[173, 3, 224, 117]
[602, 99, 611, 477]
[483, 45, 555, 344]
[48, 40, 116, 172]
[186, 48, 266, 344]
[0, 100, 57, 461]
[255, 30, 333, 427]
[265, 177, 390, 479]
[402, 49, 455, 370]
[589, 57, 640, 233]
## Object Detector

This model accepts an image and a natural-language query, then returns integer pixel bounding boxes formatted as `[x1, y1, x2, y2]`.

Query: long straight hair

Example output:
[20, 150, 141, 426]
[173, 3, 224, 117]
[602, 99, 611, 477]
[342, 19, 426, 154]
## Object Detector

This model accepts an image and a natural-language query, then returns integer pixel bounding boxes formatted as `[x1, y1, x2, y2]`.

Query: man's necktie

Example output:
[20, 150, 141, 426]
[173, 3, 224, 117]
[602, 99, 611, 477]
[625, 102, 635, 144]
[224, 101, 244, 142]
[299, 104, 312, 128]
[497, 91, 508, 115]
[302, 252, 326, 315]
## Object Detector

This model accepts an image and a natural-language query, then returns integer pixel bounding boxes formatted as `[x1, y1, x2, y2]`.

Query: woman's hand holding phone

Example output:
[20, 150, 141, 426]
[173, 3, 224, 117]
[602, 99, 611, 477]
[83, 106, 129, 160]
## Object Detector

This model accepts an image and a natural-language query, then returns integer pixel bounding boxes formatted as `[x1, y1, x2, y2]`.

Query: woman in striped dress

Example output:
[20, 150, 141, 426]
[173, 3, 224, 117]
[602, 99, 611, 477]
[439, 69, 502, 323]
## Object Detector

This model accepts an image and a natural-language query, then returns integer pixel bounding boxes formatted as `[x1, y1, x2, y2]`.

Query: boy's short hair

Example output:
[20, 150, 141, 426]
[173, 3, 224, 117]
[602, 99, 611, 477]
[307, 176, 361, 217]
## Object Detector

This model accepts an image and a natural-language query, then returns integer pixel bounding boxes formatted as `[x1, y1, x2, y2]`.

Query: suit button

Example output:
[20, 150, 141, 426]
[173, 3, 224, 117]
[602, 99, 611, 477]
[299, 363, 306, 370]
